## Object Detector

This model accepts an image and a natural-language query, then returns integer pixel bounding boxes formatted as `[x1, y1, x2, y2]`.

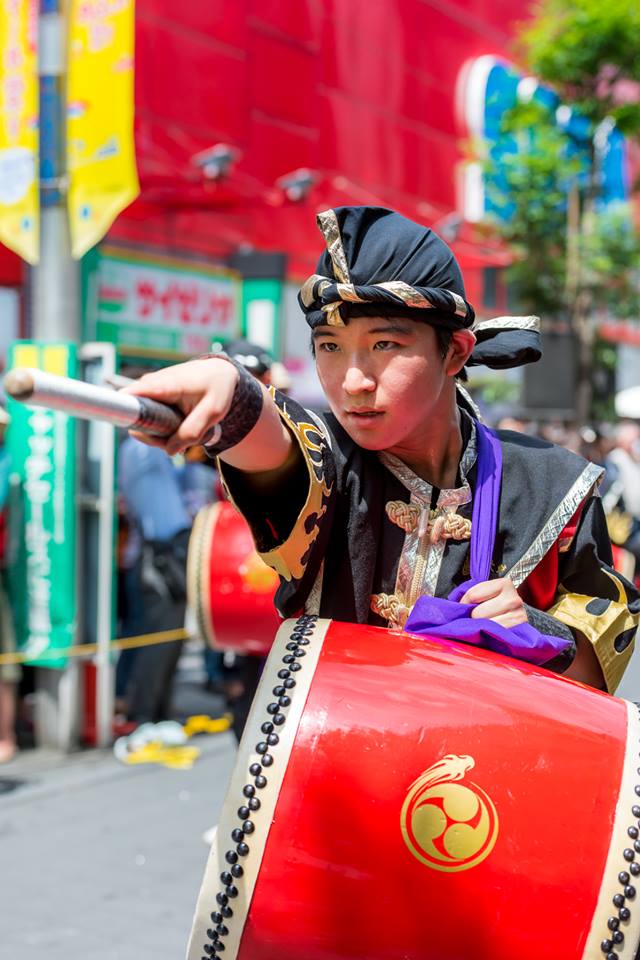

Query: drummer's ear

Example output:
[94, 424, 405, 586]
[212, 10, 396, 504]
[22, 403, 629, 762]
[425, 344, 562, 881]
[445, 330, 475, 377]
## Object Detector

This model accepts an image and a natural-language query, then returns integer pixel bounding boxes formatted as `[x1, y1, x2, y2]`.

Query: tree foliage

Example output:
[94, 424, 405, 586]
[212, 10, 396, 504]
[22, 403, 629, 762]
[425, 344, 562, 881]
[484, 99, 581, 317]
[486, 98, 640, 323]
[518, 0, 640, 136]
[480, 0, 640, 419]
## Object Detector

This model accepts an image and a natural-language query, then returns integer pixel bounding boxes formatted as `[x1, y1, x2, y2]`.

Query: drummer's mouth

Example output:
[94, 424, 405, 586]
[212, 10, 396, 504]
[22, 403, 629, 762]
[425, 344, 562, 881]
[345, 408, 384, 424]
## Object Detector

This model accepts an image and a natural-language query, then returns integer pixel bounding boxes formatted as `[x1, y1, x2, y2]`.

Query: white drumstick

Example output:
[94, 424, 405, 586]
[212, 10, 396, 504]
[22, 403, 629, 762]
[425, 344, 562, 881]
[3, 367, 183, 438]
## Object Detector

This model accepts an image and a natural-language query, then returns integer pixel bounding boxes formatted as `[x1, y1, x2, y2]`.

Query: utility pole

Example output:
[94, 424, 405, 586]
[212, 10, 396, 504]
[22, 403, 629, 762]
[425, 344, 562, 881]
[34, 0, 79, 341]
[31, 0, 81, 749]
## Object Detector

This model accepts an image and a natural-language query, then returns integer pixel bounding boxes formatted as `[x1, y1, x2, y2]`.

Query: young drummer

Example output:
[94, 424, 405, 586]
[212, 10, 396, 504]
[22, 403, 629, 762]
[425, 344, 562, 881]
[126, 206, 639, 693]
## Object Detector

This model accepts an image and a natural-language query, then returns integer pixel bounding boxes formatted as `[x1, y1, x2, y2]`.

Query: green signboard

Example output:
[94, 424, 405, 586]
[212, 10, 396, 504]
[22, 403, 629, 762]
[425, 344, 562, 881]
[5, 342, 77, 669]
[82, 246, 241, 356]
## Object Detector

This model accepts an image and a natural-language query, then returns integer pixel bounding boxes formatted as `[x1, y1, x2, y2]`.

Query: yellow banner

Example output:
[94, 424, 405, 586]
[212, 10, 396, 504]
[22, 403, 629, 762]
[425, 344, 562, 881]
[67, 0, 139, 259]
[0, 1, 39, 265]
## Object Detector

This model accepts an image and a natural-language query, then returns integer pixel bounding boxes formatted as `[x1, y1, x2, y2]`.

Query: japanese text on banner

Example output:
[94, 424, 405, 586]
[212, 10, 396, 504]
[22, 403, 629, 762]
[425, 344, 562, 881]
[0, 0, 39, 264]
[5, 343, 78, 669]
[67, 0, 139, 259]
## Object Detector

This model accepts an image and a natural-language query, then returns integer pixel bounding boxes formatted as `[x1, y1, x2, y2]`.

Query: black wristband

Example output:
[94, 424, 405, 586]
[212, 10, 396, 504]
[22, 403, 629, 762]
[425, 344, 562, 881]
[201, 356, 264, 455]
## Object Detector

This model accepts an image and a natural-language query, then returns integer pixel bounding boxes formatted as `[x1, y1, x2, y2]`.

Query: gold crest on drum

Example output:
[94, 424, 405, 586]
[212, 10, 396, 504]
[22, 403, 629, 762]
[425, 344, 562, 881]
[400, 754, 499, 873]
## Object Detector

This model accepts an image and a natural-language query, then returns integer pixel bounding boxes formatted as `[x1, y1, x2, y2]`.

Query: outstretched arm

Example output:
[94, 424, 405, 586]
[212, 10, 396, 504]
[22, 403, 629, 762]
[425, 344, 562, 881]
[123, 356, 293, 473]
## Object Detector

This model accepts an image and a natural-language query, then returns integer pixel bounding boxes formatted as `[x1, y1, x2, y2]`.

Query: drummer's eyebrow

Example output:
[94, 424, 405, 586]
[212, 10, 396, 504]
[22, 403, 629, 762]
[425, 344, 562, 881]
[312, 322, 414, 338]
[312, 328, 336, 338]
[367, 322, 413, 336]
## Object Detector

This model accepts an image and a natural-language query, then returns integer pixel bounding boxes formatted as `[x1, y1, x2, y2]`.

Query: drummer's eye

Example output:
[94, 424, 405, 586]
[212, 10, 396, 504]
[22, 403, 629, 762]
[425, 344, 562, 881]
[317, 341, 339, 353]
[373, 340, 399, 351]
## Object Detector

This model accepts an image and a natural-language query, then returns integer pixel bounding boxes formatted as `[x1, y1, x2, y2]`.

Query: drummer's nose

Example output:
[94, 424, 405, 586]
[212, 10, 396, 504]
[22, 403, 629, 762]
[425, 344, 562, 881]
[343, 363, 376, 395]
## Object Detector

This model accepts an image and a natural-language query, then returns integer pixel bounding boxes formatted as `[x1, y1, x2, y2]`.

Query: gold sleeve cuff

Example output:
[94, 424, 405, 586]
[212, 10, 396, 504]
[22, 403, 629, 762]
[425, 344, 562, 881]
[548, 585, 638, 693]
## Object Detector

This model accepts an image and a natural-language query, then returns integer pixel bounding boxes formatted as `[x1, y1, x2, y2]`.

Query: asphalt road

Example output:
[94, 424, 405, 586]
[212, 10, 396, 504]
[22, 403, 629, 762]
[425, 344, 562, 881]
[0, 729, 237, 960]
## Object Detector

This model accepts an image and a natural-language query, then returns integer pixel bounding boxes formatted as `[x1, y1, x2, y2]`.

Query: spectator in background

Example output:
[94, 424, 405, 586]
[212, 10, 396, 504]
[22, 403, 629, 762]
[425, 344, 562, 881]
[603, 421, 640, 580]
[607, 422, 640, 520]
[496, 415, 527, 434]
[118, 436, 192, 725]
[114, 482, 145, 717]
[179, 445, 218, 519]
[0, 407, 18, 762]
[178, 445, 225, 694]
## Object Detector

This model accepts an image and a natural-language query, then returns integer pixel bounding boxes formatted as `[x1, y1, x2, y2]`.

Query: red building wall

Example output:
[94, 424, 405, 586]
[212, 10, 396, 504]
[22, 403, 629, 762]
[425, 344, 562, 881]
[109, 0, 529, 305]
[0, 1, 527, 304]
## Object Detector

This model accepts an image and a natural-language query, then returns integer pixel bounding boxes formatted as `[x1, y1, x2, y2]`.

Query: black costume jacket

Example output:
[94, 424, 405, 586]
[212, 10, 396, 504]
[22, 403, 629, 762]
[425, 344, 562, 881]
[221, 390, 640, 694]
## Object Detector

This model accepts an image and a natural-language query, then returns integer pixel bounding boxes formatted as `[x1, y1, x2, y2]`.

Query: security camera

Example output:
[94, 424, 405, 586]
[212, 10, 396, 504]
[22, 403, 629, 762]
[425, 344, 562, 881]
[275, 168, 317, 201]
[191, 143, 242, 180]
[434, 211, 463, 243]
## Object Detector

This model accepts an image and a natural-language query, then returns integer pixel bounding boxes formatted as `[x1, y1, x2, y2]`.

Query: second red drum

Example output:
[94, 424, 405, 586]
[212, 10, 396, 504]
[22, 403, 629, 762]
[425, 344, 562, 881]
[187, 501, 280, 656]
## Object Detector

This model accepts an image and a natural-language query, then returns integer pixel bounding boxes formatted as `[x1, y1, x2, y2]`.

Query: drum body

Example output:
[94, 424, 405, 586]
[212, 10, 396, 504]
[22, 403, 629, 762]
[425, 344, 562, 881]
[188, 502, 280, 656]
[189, 617, 640, 960]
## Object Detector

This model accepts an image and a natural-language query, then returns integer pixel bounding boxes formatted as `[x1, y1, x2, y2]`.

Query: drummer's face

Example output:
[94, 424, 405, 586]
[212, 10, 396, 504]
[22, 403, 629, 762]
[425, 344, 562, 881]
[313, 316, 472, 455]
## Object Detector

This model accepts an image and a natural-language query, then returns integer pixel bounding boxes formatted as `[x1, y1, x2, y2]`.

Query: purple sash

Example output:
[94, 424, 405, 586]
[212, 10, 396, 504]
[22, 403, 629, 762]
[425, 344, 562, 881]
[404, 423, 572, 666]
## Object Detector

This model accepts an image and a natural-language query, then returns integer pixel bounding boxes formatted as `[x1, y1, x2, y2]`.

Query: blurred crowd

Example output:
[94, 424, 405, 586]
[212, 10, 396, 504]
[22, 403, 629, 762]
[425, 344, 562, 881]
[0, 364, 639, 761]
[496, 415, 640, 582]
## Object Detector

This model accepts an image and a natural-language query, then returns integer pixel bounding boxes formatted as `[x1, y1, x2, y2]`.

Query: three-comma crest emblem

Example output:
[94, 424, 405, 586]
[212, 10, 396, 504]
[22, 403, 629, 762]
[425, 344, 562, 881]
[400, 754, 499, 872]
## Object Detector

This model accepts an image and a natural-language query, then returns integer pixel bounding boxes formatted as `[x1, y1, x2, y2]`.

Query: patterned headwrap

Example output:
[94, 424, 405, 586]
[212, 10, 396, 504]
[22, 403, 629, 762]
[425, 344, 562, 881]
[298, 206, 542, 370]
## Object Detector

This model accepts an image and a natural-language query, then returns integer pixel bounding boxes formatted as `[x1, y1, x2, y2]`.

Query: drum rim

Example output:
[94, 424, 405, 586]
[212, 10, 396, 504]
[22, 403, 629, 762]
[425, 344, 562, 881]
[581, 699, 640, 960]
[187, 502, 222, 650]
[187, 615, 330, 960]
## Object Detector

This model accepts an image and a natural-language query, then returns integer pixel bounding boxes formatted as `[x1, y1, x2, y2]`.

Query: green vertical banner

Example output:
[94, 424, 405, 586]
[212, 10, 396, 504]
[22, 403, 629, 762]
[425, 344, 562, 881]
[5, 342, 77, 669]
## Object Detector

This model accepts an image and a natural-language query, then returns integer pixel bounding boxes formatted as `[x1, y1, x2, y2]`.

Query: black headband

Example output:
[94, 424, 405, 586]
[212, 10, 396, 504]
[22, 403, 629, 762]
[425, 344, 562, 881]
[298, 206, 542, 370]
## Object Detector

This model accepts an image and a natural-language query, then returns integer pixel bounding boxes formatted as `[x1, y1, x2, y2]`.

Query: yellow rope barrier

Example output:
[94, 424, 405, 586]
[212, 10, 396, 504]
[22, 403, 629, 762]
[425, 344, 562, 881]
[0, 627, 189, 667]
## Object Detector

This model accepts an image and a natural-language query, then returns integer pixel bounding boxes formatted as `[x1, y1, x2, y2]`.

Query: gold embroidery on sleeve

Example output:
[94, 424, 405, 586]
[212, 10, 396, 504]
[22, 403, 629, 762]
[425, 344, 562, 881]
[257, 399, 332, 583]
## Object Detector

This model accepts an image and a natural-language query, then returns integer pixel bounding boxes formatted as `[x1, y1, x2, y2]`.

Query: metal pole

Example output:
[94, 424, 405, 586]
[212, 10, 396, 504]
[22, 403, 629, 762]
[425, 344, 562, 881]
[34, 0, 80, 341]
[78, 345, 117, 750]
[31, 0, 81, 750]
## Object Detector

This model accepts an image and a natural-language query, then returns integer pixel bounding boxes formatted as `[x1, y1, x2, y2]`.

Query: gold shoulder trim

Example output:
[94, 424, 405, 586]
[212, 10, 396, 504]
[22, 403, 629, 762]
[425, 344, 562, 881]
[507, 462, 604, 587]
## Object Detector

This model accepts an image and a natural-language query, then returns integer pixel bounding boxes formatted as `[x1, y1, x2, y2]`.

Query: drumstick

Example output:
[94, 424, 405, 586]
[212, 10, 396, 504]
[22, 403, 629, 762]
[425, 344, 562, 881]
[3, 367, 183, 438]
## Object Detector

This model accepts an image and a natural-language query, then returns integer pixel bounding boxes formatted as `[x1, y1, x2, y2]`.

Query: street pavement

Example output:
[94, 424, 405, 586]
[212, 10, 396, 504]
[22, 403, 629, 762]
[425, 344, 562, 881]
[0, 668, 238, 960]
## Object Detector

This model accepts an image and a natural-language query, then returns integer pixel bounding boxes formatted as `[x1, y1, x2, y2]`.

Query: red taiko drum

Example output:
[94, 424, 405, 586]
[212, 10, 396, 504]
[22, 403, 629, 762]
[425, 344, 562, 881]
[187, 501, 280, 656]
[188, 616, 640, 960]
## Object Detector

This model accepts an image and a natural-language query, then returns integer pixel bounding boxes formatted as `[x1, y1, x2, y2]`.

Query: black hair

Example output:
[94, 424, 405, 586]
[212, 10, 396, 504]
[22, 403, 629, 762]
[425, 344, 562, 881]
[434, 327, 453, 360]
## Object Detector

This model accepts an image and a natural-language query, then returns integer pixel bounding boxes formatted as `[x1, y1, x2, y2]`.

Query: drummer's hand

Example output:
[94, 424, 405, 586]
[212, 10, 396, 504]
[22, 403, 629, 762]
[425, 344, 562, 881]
[123, 358, 239, 455]
[460, 577, 528, 628]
